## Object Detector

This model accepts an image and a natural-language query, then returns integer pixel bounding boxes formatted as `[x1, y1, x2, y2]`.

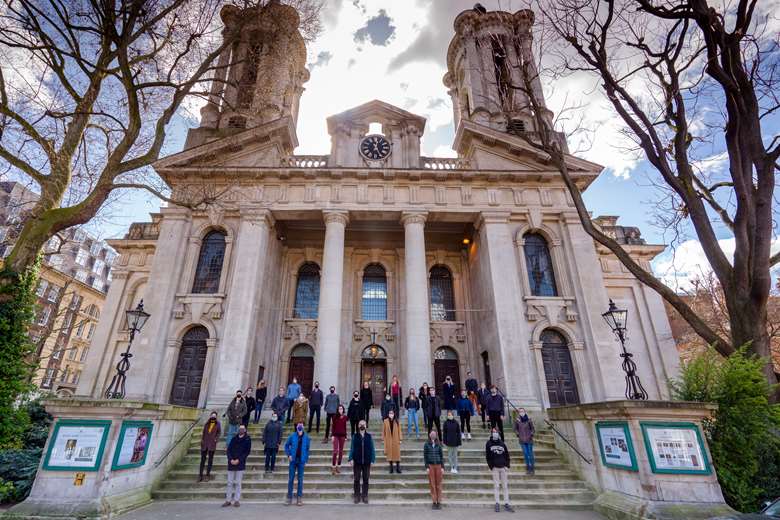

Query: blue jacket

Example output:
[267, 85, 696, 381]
[348, 432, 376, 465]
[456, 396, 475, 417]
[284, 432, 310, 464]
[286, 383, 302, 401]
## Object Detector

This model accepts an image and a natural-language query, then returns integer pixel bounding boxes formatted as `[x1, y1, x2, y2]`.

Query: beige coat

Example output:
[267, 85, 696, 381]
[381, 418, 403, 461]
[292, 397, 309, 426]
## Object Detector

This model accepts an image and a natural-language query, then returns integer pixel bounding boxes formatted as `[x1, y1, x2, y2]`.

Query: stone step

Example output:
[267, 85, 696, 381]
[167, 468, 578, 479]
[159, 478, 589, 490]
[171, 464, 572, 474]
[150, 497, 595, 509]
[184, 447, 559, 457]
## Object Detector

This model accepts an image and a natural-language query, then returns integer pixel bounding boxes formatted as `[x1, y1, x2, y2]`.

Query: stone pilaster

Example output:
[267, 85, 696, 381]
[401, 211, 432, 386]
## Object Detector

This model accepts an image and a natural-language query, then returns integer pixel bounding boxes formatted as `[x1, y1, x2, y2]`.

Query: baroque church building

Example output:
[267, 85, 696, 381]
[78, 3, 680, 412]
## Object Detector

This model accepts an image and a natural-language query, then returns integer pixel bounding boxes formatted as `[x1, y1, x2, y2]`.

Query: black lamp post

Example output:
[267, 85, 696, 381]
[104, 300, 151, 399]
[602, 299, 648, 400]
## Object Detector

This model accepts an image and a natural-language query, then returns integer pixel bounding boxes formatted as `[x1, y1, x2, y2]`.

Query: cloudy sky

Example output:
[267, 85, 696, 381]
[103, 0, 779, 289]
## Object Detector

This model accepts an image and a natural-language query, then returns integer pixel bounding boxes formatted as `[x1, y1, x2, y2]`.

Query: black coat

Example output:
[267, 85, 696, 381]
[262, 420, 283, 447]
[380, 398, 397, 419]
[485, 393, 504, 414]
[442, 382, 457, 409]
[424, 395, 442, 419]
[476, 388, 490, 407]
[270, 395, 288, 416]
[359, 388, 373, 411]
[256, 386, 267, 402]
[244, 396, 256, 416]
[227, 434, 251, 471]
[347, 398, 363, 421]
[310, 388, 324, 408]
[465, 378, 479, 394]
[442, 418, 462, 447]
[485, 438, 510, 469]
[404, 396, 420, 410]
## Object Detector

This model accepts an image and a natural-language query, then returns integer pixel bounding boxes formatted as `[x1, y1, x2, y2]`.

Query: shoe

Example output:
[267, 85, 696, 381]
[395, 463, 402, 474]
[495, 503, 500, 512]
[205, 475, 211, 482]
[389, 464, 394, 474]
[297, 496, 303, 506]
[322, 439, 329, 444]
[362, 496, 368, 504]
[233, 502, 240, 507]
[432, 504, 437, 510]
[461, 433, 465, 440]
[285, 497, 292, 506]
[529, 468, 535, 475]
[467, 433, 472, 440]
[354, 495, 360, 504]
[197, 476, 203, 483]
[221, 501, 231, 508]
[450, 468, 457, 474]
[504, 504, 515, 513]
[436, 503, 442, 510]
[336, 466, 341, 474]
[331, 467, 336, 475]
[525, 468, 531, 475]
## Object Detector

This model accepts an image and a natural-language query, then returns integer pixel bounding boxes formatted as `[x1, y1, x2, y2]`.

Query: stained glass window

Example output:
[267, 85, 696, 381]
[293, 262, 320, 319]
[430, 265, 455, 321]
[191, 230, 226, 294]
[362, 263, 387, 320]
[523, 233, 558, 297]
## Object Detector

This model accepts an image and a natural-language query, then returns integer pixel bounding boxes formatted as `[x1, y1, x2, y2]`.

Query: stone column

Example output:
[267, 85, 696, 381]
[315, 210, 349, 387]
[401, 212, 432, 386]
[209, 207, 274, 405]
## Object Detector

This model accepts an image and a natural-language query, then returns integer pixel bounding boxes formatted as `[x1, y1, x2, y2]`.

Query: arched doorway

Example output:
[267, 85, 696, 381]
[433, 346, 460, 393]
[288, 344, 315, 397]
[361, 345, 387, 406]
[170, 326, 209, 407]
[541, 329, 580, 407]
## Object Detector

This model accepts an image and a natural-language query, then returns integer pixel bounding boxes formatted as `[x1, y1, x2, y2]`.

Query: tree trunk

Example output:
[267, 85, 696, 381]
[0, 218, 52, 302]
[728, 296, 780, 401]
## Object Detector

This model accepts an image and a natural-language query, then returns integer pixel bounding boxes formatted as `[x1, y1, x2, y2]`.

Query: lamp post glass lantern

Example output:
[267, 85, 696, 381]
[104, 300, 150, 399]
[602, 299, 648, 400]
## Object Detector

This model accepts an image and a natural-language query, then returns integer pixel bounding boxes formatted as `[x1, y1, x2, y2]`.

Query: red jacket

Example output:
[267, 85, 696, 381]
[332, 414, 348, 437]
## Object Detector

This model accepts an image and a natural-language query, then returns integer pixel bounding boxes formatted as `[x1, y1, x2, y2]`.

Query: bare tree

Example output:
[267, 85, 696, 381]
[473, 0, 779, 389]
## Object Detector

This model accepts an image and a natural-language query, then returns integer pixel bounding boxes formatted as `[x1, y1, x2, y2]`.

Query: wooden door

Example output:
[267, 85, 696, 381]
[542, 344, 580, 407]
[361, 360, 386, 406]
[481, 351, 492, 387]
[288, 357, 314, 397]
[434, 359, 461, 394]
[170, 326, 209, 408]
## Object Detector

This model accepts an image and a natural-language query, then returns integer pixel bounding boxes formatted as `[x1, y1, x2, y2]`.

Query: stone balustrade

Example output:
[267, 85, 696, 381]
[420, 156, 468, 170]
[280, 155, 329, 168]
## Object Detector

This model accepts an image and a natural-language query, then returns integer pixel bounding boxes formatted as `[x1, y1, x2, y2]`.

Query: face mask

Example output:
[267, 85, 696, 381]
[315, 385, 319, 388]
[359, 426, 366, 431]
[209, 416, 216, 421]
[491, 433, 499, 440]
[271, 415, 278, 421]
[330, 389, 335, 393]
[297, 425, 303, 432]
[447, 415, 453, 420]
[354, 394, 359, 398]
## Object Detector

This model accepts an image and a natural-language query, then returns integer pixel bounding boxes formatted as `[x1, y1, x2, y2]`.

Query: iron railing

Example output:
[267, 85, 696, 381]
[153, 417, 200, 469]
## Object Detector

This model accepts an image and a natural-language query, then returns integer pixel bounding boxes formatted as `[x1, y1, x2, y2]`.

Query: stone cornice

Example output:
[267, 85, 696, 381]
[238, 206, 275, 227]
[323, 210, 350, 226]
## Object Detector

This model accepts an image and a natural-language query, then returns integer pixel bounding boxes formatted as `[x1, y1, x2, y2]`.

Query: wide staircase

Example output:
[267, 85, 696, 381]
[153, 413, 596, 508]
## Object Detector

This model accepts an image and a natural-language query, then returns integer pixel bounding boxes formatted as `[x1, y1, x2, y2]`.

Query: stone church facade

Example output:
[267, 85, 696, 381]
[78, 3, 680, 411]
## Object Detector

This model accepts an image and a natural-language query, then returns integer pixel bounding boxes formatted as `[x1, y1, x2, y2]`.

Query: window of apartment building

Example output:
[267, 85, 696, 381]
[59, 366, 69, 382]
[36, 279, 49, 297]
[105, 250, 117, 264]
[68, 347, 78, 360]
[46, 235, 61, 253]
[75, 248, 89, 266]
[73, 229, 86, 242]
[52, 348, 62, 360]
[75, 270, 88, 283]
[75, 320, 86, 338]
[92, 278, 103, 292]
[80, 347, 89, 362]
[37, 306, 51, 325]
[70, 294, 82, 310]
[62, 312, 73, 329]
[107, 270, 113, 281]
[92, 259, 104, 274]
[47, 285, 60, 302]
[90, 241, 102, 257]
[72, 370, 81, 385]
[87, 323, 95, 339]
[41, 369, 55, 388]
[49, 254, 64, 269]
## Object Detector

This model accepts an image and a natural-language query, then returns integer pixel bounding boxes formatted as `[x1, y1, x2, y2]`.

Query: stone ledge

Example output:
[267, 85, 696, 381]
[594, 490, 735, 520]
[547, 400, 717, 422]
[43, 398, 202, 422]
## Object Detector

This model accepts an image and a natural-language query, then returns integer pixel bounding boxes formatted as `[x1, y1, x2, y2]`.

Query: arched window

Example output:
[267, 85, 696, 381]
[293, 262, 320, 319]
[192, 230, 227, 294]
[362, 263, 387, 320]
[430, 265, 455, 321]
[523, 233, 558, 297]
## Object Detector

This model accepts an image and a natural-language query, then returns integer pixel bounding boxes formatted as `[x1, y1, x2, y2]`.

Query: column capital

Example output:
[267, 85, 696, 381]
[239, 206, 275, 227]
[400, 211, 428, 227]
[475, 211, 511, 230]
[323, 210, 349, 226]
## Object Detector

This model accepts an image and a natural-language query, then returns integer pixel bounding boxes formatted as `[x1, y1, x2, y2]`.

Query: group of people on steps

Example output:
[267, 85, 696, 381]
[200, 372, 536, 512]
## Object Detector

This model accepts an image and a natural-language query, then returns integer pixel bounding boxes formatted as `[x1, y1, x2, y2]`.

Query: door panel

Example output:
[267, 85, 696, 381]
[288, 357, 314, 397]
[170, 327, 209, 408]
[542, 345, 579, 407]
[361, 360, 387, 406]
[434, 359, 460, 394]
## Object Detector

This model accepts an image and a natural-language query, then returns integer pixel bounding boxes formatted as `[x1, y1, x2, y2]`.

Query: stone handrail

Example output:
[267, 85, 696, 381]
[280, 155, 329, 168]
[420, 156, 468, 170]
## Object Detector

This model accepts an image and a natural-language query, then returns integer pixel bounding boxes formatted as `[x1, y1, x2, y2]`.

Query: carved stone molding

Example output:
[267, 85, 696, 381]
[283, 319, 318, 344]
[400, 211, 427, 227]
[323, 210, 349, 226]
[173, 294, 226, 321]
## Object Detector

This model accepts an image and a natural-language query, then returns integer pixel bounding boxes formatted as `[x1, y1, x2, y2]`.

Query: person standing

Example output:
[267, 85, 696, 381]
[442, 376, 457, 413]
[330, 405, 348, 474]
[347, 391, 363, 436]
[477, 382, 490, 429]
[284, 422, 310, 506]
[425, 387, 442, 439]
[308, 382, 323, 434]
[286, 377, 302, 423]
[423, 430, 444, 510]
[292, 393, 309, 427]
[199, 411, 221, 483]
[348, 420, 375, 504]
[254, 380, 268, 423]
[486, 428, 515, 513]
[404, 388, 420, 439]
[271, 387, 289, 421]
[323, 386, 340, 443]
[456, 390, 474, 440]
[381, 409, 403, 474]
[513, 407, 536, 475]
[359, 381, 373, 426]
[222, 424, 251, 508]
[262, 412, 283, 474]
[486, 386, 505, 440]
[242, 387, 255, 428]
[225, 390, 246, 448]
[389, 375, 402, 416]
[442, 411, 462, 474]
[465, 371, 478, 396]
[380, 393, 397, 421]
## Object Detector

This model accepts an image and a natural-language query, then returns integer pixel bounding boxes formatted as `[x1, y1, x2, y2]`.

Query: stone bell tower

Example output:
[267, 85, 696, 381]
[193, 0, 309, 141]
[443, 7, 554, 138]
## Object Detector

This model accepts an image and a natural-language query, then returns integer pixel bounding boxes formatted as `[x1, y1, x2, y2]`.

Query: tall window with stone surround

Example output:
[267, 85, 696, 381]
[523, 233, 558, 297]
[430, 265, 455, 321]
[361, 263, 387, 320]
[191, 230, 227, 294]
[293, 262, 320, 319]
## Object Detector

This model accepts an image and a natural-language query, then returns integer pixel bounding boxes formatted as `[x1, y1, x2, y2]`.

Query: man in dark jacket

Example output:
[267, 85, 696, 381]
[262, 412, 284, 474]
[442, 376, 457, 412]
[359, 382, 373, 426]
[380, 393, 397, 420]
[199, 411, 221, 482]
[270, 387, 289, 419]
[465, 371, 479, 395]
[242, 387, 255, 427]
[323, 386, 340, 442]
[347, 392, 363, 436]
[348, 419, 376, 504]
[308, 382, 324, 434]
[425, 388, 442, 439]
[254, 381, 268, 423]
[486, 428, 514, 513]
[485, 386, 505, 440]
[225, 390, 247, 448]
[477, 382, 490, 429]
[223, 425, 251, 508]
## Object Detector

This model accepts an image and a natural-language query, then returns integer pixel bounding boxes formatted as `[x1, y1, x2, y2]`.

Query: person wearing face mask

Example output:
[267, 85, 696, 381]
[223, 424, 251, 508]
[292, 393, 309, 427]
[477, 382, 490, 429]
[254, 380, 267, 423]
[199, 411, 221, 482]
[347, 391, 363, 436]
[323, 386, 340, 443]
[308, 382, 323, 434]
[513, 407, 535, 475]
[359, 381, 373, 426]
[442, 411, 462, 474]
[330, 404, 348, 474]
[271, 387, 289, 421]
[225, 390, 247, 448]
[486, 427, 514, 513]
[286, 377, 302, 423]
[262, 412, 283, 474]
[389, 375, 402, 416]
[423, 430, 444, 510]
[456, 390, 475, 440]
[284, 422, 310, 506]
[486, 386, 505, 440]
[380, 393, 397, 421]
[381, 409, 403, 474]
[348, 420, 375, 504]
[404, 388, 420, 439]
[242, 387, 255, 428]
[425, 387, 442, 439]
[442, 376, 457, 413]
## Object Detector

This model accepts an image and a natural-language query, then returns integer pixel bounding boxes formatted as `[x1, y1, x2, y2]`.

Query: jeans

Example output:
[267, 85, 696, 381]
[226, 423, 239, 448]
[287, 460, 305, 498]
[447, 446, 459, 471]
[488, 412, 504, 440]
[225, 470, 243, 502]
[492, 467, 510, 504]
[253, 400, 264, 423]
[264, 447, 278, 471]
[332, 435, 346, 466]
[199, 449, 214, 477]
[521, 442, 535, 470]
[308, 406, 321, 432]
[406, 409, 419, 436]
[353, 463, 371, 498]
[460, 414, 471, 433]
[427, 464, 443, 503]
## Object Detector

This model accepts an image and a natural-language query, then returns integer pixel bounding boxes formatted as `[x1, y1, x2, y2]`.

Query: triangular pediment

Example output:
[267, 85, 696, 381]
[326, 99, 426, 134]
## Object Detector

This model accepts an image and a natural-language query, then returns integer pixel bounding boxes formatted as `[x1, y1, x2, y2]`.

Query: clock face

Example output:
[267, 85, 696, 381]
[359, 134, 392, 161]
